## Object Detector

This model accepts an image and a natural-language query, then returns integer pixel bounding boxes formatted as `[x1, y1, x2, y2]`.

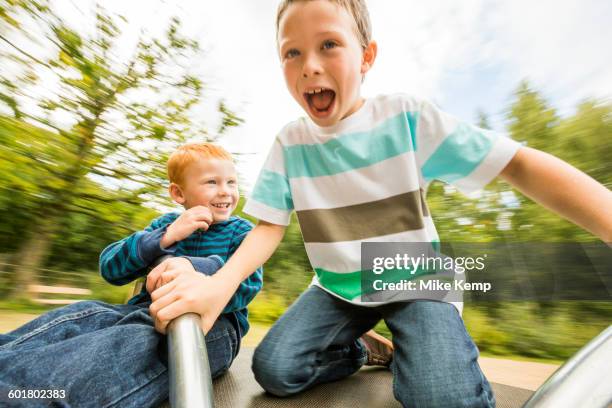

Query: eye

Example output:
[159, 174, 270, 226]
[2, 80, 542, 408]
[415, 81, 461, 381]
[322, 40, 337, 50]
[205, 179, 216, 185]
[284, 48, 300, 59]
[228, 179, 237, 185]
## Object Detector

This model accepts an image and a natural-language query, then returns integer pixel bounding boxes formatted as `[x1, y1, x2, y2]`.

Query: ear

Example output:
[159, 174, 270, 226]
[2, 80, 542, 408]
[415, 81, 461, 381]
[169, 183, 186, 205]
[361, 40, 378, 74]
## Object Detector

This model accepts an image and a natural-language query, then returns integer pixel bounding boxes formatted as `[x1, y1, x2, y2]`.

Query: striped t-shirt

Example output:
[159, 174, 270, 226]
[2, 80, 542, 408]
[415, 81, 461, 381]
[244, 94, 520, 306]
[100, 213, 263, 334]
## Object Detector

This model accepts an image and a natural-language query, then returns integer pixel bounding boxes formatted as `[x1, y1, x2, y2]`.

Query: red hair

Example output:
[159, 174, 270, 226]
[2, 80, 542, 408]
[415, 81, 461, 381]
[167, 143, 233, 186]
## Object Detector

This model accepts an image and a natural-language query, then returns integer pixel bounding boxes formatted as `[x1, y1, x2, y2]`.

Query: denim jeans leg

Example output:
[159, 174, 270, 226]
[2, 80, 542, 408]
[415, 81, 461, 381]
[0, 300, 134, 347]
[203, 314, 240, 379]
[252, 286, 381, 397]
[382, 300, 495, 408]
[0, 301, 168, 408]
[1, 300, 241, 408]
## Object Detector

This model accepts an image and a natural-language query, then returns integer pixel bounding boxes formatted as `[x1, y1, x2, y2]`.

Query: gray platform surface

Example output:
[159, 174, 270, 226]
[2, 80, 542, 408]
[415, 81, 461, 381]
[162, 347, 534, 407]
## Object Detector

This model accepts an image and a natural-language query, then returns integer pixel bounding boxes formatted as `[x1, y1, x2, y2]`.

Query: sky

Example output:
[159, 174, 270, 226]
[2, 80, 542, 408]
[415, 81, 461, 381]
[44, 0, 612, 191]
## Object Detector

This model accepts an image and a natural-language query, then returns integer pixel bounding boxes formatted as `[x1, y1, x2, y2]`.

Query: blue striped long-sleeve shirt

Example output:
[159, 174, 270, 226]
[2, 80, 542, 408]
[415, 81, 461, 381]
[99, 213, 263, 335]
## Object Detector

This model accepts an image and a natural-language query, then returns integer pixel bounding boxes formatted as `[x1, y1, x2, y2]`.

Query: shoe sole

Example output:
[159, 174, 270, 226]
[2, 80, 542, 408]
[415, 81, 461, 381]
[361, 330, 393, 366]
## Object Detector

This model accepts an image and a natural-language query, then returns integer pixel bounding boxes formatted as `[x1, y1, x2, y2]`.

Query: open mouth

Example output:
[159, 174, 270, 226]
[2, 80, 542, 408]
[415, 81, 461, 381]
[304, 88, 336, 117]
[211, 203, 231, 209]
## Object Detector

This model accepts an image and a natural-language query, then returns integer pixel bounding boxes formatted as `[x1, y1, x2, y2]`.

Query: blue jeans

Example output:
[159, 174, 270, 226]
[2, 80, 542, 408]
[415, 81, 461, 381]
[252, 286, 494, 408]
[0, 303, 239, 407]
[1, 255, 240, 408]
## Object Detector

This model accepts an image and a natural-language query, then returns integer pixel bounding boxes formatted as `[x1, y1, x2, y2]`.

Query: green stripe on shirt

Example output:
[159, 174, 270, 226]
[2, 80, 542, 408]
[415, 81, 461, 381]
[285, 112, 418, 178]
[251, 169, 294, 211]
[315, 262, 441, 301]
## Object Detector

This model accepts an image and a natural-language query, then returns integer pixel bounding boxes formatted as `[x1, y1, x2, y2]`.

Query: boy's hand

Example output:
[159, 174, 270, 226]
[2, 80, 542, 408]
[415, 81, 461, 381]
[145, 257, 195, 294]
[148, 222, 285, 335]
[149, 272, 233, 335]
[161, 206, 213, 248]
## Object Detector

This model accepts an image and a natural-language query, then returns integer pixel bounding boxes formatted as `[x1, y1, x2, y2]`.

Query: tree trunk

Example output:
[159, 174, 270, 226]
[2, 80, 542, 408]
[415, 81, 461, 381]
[7, 111, 99, 300]
[7, 116, 98, 299]
[8, 215, 57, 299]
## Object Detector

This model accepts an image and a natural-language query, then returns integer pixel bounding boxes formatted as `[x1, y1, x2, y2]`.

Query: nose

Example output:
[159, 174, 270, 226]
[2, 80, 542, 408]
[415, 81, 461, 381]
[217, 183, 230, 196]
[302, 53, 322, 78]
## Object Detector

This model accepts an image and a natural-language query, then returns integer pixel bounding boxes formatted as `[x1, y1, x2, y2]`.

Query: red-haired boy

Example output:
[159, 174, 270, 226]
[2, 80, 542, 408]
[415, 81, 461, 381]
[0, 143, 262, 407]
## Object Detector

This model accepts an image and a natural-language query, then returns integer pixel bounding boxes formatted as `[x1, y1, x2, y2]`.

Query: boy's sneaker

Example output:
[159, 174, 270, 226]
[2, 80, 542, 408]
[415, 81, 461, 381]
[361, 330, 394, 367]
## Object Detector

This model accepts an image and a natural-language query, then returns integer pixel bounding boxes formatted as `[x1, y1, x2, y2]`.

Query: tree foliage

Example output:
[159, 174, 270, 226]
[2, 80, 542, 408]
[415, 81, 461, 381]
[0, 0, 242, 294]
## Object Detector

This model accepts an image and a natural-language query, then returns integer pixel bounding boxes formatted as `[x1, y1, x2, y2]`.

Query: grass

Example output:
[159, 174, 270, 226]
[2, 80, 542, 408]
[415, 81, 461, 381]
[0, 308, 569, 368]
[479, 351, 564, 365]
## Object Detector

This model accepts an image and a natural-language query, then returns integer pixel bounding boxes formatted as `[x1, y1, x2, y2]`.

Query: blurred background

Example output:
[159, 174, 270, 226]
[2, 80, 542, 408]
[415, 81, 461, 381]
[0, 0, 610, 364]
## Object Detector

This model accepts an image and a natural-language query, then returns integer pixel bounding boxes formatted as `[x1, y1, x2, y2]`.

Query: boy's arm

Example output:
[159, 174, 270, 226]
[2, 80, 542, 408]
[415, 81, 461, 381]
[149, 221, 285, 334]
[220, 263, 263, 313]
[99, 214, 179, 286]
[220, 221, 264, 313]
[101, 208, 214, 287]
[499, 146, 612, 242]
[148, 220, 264, 311]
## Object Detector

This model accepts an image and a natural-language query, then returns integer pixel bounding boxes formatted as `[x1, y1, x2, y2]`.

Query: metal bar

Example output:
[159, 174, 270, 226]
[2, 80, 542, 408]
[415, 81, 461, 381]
[168, 313, 214, 408]
[523, 325, 612, 408]
[148, 255, 214, 408]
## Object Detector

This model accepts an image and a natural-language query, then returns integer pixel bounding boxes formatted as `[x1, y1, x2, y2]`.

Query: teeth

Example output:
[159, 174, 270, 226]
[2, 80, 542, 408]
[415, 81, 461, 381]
[307, 88, 326, 94]
[212, 203, 230, 208]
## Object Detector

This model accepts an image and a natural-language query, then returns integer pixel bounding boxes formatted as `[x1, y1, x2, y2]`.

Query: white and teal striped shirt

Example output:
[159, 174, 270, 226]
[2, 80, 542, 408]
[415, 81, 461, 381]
[244, 94, 520, 306]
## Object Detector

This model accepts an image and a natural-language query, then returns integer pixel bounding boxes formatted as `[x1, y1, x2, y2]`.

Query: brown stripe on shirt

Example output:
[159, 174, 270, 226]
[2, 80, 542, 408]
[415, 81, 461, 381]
[297, 190, 428, 243]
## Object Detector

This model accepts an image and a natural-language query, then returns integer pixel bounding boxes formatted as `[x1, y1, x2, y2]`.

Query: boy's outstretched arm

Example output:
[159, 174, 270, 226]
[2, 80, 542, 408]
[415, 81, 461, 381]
[499, 146, 612, 242]
[149, 220, 286, 334]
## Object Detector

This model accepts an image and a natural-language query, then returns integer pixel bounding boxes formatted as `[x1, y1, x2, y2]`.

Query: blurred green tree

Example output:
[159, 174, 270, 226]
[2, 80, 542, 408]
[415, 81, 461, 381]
[555, 100, 612, 189]
[0, 1, 241, 296]
[427, 81, 609, 244]
[503, 82, 610, 242]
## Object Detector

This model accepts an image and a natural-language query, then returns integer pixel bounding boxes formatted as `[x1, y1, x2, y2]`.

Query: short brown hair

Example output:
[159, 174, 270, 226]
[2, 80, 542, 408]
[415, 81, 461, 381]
[167, 143, 233, 186]
[276, 0, 372, 49]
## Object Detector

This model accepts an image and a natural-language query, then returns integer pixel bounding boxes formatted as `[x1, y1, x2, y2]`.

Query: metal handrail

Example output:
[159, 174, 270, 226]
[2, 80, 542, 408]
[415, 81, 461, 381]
[168, 313, 214, 408]
[523, 325, 612, 408]
[148, 256, 214, 408]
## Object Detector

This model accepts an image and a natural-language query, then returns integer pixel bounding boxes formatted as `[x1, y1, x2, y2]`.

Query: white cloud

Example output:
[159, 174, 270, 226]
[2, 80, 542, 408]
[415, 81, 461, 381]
[365, 0, 490, 99]
[483, 0, 612, 112]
